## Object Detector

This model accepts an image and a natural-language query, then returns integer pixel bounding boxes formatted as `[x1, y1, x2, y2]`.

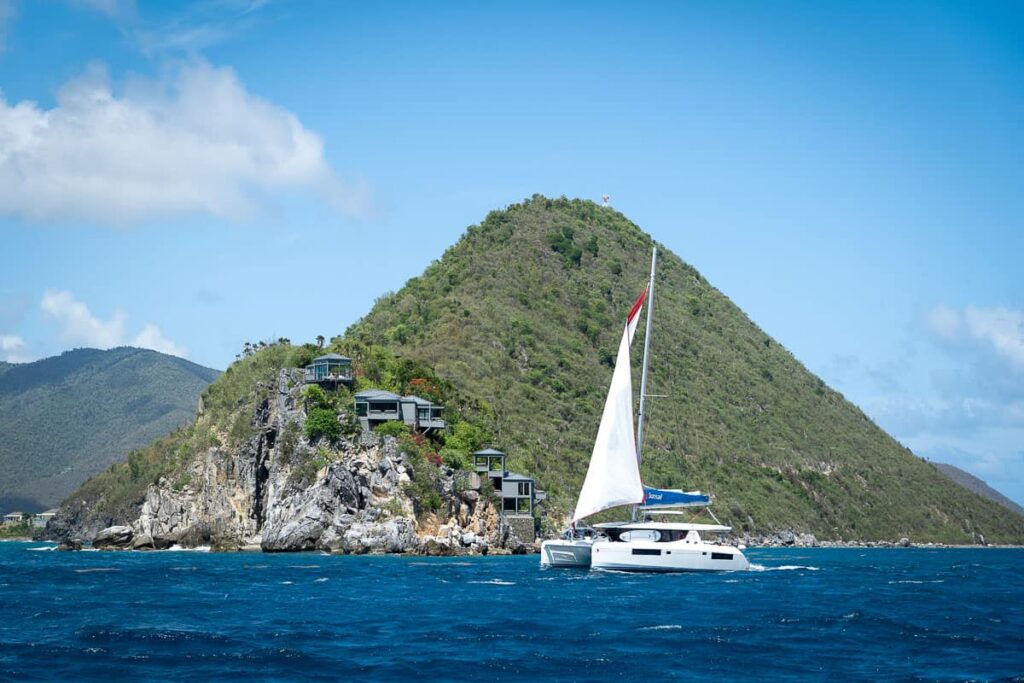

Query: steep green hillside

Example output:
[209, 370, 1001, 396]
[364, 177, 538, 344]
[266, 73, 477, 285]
[0, 347, 219, 512]
[343, 195, 1024, 543]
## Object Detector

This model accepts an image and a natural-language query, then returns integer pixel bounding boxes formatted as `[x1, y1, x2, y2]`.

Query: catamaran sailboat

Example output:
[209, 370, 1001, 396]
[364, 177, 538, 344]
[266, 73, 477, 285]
[540, 247, 749, 572]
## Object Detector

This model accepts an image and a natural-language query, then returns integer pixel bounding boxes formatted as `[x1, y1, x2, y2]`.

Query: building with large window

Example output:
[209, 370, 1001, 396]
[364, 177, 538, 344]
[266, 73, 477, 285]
[303, 354, 353, 387]
[354, 389, 446, 433]
[472, 448, 546, 541]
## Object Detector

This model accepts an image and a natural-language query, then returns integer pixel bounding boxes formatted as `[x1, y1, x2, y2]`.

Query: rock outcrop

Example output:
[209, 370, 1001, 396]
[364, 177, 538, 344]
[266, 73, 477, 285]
[92, 525, 134, 549]
[57, 369, 517, 554]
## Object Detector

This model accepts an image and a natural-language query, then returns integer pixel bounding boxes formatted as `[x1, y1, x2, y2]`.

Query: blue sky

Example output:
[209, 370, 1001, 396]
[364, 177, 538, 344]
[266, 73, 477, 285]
[1, 1, 1022, 503]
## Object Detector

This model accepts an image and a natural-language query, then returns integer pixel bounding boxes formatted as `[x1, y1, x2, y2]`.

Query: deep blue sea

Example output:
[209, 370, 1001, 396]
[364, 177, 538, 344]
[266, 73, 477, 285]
[1, 542, 1023, 681]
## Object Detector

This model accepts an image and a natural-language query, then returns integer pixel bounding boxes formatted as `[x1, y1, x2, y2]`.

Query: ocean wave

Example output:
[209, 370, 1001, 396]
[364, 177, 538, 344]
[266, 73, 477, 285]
[749, 564, 820, 572]
[167, 545, 211, 552]
[314, 577, 329, 583]
[74, 568, 120, 573]
[639, 625, 682, 631]
[468, 579, 515, 586]
[27, 545, 57, 551]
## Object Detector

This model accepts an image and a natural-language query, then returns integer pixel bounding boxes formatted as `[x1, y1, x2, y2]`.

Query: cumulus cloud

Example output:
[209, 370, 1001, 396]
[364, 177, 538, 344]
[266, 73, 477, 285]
[40, 289, 187, 358]
[0, 60, 368, 225]
[131, 323, 188, 358]
[0, 333, 31, 363]
[963, 307, 1024, 371]
[926, 304, 1024, 371]
[41, 290, 125, 348]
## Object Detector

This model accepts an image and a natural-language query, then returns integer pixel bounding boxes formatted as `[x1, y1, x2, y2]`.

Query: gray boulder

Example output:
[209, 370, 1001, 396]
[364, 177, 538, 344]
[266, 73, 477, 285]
[92, 525, 134, 549]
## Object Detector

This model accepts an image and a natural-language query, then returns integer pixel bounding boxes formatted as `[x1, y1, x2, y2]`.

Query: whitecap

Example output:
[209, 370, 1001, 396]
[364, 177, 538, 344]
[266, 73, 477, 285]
[468, 579, 515, 586]
[750, 564, 819, 572]
[26, 546, 57, 551]
[74, 568, 120, 573]
[280, 580, 294, 585]
[639, 624, 682, 631]
[314, 577, 329, 583]
[288, 564, 320, 569]
[167, 545, 210, 552]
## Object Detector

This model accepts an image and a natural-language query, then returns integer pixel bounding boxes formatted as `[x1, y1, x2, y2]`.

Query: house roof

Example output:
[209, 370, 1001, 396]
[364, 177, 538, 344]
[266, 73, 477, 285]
[4, 511, 24, 516]
[40, 509, 59, 515]
[401, 394, 436, 406]
[355, 389, 401, 401]
[313, 353, 351, 362]
[503, 471, 534, 483]
[473, 447, 506, 457]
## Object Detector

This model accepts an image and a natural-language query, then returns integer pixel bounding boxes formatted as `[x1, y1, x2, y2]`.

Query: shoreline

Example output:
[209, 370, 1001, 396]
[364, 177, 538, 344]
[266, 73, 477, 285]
[14, 538, 1024, 553]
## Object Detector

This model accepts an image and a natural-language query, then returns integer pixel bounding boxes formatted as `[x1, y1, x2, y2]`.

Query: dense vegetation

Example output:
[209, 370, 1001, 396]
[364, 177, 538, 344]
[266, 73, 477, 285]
[65, 338, 494, 522]
[0, 348, 219, 513]
[57, 196, 1024, 544]
[343, 195, 1024, 543]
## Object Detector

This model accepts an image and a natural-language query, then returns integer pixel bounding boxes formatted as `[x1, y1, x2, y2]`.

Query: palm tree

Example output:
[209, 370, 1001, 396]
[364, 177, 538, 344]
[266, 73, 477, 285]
[316, 335, 325, 349]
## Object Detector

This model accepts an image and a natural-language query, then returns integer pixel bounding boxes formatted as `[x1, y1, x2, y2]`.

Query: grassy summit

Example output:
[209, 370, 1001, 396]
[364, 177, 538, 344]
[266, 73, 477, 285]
[345, 195, 1024, 543]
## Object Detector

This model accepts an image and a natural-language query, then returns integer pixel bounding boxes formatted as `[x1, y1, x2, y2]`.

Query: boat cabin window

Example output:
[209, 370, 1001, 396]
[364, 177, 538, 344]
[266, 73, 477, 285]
[619, 529, 661, 542]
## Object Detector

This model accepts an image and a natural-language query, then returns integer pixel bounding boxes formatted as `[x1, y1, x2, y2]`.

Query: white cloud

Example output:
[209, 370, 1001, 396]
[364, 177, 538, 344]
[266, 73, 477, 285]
[0, 60, 367, 225]
[963, 306, 1024, 371]
[39, 289, 187, 358]
[41, 290, 125, 348]
[0, 333, 31, 362]
[132, 323, 188, 358]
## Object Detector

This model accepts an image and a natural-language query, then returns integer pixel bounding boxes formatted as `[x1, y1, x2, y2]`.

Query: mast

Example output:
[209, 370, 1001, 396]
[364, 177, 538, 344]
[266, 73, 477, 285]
[632, 246, 656, 521]
[636, 246, 656, 465]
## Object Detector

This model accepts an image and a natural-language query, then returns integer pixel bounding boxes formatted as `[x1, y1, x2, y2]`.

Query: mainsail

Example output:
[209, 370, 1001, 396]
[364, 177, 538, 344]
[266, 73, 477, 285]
[571, 288, 648, 523]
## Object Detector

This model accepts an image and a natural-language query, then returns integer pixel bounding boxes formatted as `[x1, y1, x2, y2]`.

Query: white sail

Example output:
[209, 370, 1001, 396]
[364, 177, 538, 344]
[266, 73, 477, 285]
[571, 289, 647, 523]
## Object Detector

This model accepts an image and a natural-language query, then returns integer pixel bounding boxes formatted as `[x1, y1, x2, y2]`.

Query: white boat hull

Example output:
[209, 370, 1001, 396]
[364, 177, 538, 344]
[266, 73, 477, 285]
[591, 539, 749, 572]
[539, 539, 593, 568]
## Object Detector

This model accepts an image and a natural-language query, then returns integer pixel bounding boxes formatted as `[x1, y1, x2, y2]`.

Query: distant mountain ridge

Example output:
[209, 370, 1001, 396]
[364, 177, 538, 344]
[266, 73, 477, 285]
[934, 463, 1024, 519]
[0, 347, 219, 512]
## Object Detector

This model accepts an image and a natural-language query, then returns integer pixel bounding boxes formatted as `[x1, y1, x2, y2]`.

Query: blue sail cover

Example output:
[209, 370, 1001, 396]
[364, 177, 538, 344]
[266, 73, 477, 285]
[639, 487, 710, 509]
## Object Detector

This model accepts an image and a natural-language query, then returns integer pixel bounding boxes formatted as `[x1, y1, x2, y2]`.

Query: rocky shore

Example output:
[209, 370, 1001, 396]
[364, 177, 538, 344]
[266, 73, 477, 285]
[47, 369, 532, 555]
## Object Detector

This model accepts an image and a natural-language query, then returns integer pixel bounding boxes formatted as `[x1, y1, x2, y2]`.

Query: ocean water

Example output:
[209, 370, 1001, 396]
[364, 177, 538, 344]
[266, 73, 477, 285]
[1, 542, 1022, 681]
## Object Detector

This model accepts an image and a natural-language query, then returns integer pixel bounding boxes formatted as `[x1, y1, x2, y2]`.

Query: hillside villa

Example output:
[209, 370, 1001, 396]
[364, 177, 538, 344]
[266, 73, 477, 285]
[473, 448, 547, 542]
[354, 389, 446, 433]
[304, 354, 353, 387]
[2, 512, 26, 525]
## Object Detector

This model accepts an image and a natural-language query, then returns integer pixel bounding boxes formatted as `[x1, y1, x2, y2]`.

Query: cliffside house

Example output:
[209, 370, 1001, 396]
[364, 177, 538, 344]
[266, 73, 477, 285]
[472, 448, 547, 541]
[354, 389, 446, 433]
[2, 512, 26, 525]
[304, 353, 353, 387]
[32, 509, 58, 528]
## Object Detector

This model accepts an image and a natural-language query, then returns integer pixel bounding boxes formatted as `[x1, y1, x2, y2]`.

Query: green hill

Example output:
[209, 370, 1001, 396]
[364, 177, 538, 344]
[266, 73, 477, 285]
[0, 347, 219, 512]
[341, 195, 1024, 543]
[54, 196, 1024, 544]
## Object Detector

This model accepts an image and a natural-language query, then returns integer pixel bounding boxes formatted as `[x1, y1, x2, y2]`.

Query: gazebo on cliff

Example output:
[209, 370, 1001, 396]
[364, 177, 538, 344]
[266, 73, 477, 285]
[303, 353, 353, 388]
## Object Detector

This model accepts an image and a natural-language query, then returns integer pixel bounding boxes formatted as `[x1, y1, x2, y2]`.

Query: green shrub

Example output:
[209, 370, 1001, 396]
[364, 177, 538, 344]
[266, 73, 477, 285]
[305, 407, 341, 441]
[440, 447, 467, 470]
[373, 421, 410, 438]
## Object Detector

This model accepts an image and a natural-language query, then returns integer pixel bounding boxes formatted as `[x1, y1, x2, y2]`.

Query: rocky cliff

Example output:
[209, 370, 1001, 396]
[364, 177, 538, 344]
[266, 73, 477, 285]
[49, 367, 521, 554]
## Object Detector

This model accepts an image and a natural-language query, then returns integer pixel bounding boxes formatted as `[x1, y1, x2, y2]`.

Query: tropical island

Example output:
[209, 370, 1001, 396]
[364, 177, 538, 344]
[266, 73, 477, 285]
[39, 196, 1024, 551]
